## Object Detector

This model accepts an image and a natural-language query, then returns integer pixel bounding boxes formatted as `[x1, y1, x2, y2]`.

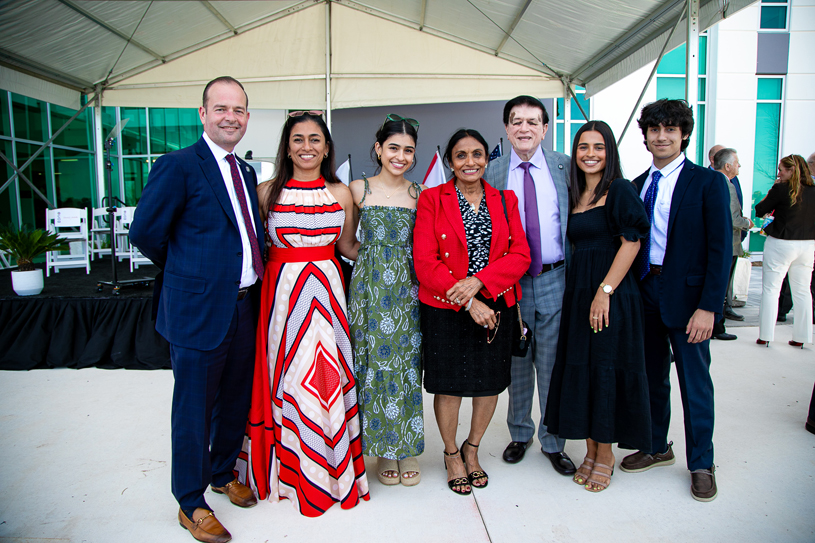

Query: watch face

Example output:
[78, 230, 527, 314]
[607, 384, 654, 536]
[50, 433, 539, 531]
[603, 284, 612, 293]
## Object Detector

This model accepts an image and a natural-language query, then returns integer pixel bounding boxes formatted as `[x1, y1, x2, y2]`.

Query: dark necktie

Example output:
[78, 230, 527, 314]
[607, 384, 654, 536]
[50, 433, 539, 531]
[636, 170, 662, 280]
[225, 154, 264, 279]
[519, 162, 542, 276]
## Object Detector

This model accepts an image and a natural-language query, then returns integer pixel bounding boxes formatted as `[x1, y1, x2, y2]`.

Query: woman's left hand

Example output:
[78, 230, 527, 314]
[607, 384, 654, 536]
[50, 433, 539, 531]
[446, 276, 484, 306]
[590, 290, 610, 332]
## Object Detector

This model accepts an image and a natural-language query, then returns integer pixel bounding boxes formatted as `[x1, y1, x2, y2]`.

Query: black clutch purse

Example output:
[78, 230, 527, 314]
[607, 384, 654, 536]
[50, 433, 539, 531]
[511, 298, 531, 357]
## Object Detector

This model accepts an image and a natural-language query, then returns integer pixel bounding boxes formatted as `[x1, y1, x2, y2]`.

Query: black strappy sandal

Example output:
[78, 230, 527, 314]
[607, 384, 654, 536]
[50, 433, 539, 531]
[443, 448, 472, 496]
[461, 439, 489, 489]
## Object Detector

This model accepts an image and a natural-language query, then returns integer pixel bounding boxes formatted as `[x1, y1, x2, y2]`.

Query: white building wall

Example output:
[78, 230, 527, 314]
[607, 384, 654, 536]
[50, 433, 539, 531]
[783, 1, 815, 157]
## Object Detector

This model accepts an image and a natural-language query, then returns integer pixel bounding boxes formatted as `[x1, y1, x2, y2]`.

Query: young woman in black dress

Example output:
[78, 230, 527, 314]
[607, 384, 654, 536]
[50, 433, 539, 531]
[544, 121, 651, 492]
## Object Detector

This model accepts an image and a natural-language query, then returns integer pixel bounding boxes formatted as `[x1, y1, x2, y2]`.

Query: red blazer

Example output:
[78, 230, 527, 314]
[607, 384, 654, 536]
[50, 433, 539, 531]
[413, 179, 531, 311]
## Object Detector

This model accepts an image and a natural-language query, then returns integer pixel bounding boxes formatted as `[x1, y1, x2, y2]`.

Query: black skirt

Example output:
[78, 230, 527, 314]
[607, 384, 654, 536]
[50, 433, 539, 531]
[421, 295, 514, 397]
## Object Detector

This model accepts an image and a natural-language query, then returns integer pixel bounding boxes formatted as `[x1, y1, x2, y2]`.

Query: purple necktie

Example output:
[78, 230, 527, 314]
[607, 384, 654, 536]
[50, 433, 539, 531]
[226, 154, 264, 279]
[636, 170, 662, 280]
[519, 162, 542, 276]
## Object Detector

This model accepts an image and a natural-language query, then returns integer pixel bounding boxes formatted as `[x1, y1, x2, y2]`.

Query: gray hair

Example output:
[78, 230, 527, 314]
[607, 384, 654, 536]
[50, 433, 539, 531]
[713, 148, 738, 171]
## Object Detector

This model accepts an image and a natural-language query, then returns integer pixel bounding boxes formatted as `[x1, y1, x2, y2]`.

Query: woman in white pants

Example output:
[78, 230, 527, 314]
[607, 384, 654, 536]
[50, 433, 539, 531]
[755, 155, 815, 347]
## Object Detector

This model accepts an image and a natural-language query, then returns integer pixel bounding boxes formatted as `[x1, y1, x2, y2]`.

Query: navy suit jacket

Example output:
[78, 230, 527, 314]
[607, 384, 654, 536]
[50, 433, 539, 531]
[634, 159, 732, 329]
[130, 137, 264, 351]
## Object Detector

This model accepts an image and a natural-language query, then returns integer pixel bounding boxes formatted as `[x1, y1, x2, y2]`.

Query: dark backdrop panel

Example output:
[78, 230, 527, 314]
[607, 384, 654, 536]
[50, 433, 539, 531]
[332, 99, 555, 183]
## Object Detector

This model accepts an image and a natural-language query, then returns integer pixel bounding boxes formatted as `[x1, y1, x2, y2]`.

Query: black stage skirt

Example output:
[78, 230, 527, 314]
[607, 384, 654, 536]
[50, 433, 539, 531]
[421, 295, 514, 397]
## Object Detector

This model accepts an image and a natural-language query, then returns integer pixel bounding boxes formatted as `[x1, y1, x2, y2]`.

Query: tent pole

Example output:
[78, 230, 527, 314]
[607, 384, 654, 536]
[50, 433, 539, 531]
[616, 3, 688, 147]
[94, 88, 106, 208]
[325, 0, 332, 133]
[685, 0, 700, 161]
[563, 78, 571, 152]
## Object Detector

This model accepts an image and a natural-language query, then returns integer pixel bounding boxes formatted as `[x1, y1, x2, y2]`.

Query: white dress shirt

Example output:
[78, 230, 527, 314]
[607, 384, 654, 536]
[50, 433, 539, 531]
[639, 153, 686, 266]
[507, 146, 564, 264]
[203, 132, 259, 288]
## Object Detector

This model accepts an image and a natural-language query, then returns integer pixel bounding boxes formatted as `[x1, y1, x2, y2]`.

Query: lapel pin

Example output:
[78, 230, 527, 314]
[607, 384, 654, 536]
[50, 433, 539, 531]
[558, 164, 564, 169]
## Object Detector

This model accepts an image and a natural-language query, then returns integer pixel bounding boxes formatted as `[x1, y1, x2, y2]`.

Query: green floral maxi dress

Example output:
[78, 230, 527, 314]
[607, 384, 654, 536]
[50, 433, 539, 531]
[348, 193, 424, 460]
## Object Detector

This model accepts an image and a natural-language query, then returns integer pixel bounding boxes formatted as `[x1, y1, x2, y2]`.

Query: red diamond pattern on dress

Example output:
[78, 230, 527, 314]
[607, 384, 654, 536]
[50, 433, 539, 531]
[302, 342, 342, 409]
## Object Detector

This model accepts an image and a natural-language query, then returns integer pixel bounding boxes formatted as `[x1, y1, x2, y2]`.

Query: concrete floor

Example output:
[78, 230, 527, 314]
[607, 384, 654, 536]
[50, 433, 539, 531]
[1, 270, 813, 543]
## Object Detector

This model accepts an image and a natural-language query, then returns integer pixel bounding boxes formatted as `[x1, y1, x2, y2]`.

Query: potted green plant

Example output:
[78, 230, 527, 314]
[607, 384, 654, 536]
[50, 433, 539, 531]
[0, 223, 69, 296]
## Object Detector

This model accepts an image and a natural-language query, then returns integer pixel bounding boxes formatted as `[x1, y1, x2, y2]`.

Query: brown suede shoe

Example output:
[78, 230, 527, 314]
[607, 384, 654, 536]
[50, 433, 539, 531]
[620, 441, 676, 473]
[178, 508, 231, 543]
[691, 466, 718, 502]
[211, 479, 257, 508]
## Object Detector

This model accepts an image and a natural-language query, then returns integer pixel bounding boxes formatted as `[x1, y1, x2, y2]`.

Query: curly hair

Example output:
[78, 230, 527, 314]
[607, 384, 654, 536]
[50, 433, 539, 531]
[637, 99, 695, 152]
[779, 154, 814, 206]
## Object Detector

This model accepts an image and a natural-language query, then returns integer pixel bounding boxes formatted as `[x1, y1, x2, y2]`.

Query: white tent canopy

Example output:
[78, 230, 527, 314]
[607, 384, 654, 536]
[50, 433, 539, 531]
[0, 0, 755, 110]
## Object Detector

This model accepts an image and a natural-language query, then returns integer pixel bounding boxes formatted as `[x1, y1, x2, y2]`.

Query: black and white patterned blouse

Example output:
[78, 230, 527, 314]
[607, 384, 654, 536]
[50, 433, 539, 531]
[455, 184, 492, 276]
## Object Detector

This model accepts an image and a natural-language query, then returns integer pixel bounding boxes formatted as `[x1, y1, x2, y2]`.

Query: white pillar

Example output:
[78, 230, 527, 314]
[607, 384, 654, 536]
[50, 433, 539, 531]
[325, 1, 332, 133]
[93, 89, 106, 207]
[563, 79, 571, 152]
[685, 0, 700, 161]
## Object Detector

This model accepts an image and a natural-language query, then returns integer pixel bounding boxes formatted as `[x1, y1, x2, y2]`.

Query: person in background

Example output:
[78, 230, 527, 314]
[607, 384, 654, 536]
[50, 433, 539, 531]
[622, 99, 731, 503]
[130, 76, 262, 543]
[484, 96, 576, 477]
[755, 155, 815, 348]
[710, 148, 752, 341]
[348, 115, 424, 487]
[414, 128, 530, 496]
[544, 121, 651, 493]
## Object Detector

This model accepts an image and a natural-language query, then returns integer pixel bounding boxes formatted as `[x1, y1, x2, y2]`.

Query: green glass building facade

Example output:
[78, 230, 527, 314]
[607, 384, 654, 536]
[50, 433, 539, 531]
[0, 88, 202, 230]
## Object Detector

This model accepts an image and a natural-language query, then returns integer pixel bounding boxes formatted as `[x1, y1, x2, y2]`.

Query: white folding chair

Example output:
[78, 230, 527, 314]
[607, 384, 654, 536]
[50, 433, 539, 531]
[89, 207, 113, 261]
[45, 207, 91, 276]
[0, 237, 16, 270]
[115, 207, 137, 262]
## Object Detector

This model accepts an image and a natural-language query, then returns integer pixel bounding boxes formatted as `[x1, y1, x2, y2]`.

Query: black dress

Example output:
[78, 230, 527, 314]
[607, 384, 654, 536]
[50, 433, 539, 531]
[544, 179, 652, 450]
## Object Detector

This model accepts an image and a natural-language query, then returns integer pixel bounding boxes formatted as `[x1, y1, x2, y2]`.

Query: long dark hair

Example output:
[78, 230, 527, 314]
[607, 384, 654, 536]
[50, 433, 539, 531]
[369, 119, 419, 174]
[262, 114, 340, 217]
[569, 121, 623, 210]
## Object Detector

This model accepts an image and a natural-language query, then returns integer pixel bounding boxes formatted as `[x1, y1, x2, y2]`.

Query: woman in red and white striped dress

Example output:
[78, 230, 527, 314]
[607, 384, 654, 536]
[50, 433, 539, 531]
[237, 112, 368, 517]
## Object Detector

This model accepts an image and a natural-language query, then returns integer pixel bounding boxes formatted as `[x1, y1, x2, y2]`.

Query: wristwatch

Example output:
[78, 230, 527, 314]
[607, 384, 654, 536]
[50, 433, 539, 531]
[600, 283, 614, 295]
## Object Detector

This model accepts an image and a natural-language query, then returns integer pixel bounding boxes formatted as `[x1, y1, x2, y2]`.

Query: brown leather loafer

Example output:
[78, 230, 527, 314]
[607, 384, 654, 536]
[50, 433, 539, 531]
[620, 441, 676, 473]
[211, 479, 257, 508]
[178, 508, 231, 543]
[690, 466, 718, 502]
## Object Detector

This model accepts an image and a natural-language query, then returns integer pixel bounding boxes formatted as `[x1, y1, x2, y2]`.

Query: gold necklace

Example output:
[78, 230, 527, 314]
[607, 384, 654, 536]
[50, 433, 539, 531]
[380, 181, 405, 199]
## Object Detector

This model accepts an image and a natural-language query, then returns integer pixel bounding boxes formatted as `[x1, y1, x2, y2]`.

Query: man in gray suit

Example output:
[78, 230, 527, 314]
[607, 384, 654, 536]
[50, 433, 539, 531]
[484, 95, 575, 475]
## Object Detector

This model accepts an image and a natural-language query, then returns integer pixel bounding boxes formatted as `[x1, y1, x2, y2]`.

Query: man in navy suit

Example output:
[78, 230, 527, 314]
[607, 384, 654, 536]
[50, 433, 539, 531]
[130, 76, 264, 543]
[620, 99, 731, 502]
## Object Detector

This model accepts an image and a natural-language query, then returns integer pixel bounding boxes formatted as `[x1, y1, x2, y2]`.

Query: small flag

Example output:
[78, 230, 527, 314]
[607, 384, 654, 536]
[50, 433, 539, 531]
[489, 143, 502, 162]
[423, 150, 447, 189]
[335, 158, 351, 186]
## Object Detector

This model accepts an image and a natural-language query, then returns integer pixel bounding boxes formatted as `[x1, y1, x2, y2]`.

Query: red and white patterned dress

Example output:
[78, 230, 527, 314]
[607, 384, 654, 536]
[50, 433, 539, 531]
[238, 177, 369, 517]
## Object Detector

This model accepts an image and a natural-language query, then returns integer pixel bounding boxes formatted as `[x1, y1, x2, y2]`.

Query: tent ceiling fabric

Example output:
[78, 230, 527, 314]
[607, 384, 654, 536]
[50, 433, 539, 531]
[0, 0, 755, 110]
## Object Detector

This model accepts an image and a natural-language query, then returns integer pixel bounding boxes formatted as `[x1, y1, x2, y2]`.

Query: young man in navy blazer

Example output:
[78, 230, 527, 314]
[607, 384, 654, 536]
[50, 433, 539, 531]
[620, 99, 731, 502]
[130, 76, 264, 543]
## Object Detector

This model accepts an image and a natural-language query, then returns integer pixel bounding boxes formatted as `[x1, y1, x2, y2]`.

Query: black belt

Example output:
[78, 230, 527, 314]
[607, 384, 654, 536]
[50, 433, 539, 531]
[648, 265, 663, 276]
[237, 287, 250, 300]
[527, 259, 564, 277]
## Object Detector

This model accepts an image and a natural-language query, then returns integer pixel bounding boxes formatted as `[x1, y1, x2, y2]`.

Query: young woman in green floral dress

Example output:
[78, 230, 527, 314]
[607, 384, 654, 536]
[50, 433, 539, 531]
[348, 115, 424, 486]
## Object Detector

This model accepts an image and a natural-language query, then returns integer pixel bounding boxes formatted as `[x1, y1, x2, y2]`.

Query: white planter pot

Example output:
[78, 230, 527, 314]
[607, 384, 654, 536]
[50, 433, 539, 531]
[11, 269, 44, 296]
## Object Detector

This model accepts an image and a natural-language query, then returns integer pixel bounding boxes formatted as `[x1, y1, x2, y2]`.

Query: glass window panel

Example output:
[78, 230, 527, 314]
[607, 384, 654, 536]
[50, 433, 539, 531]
[0, 140, 15, 227]
[698, 78, 706, 100]
[752, 101, 781, 248]
[0, 91, 10, 137]
[556, 98, 563, 120]
[571, 94, 590, 121]
[757, 78, 783, 100]
[53, 148, 95, 209]
[50, 104, 92, 150]
[695, 104, 706, 165]
[120, 107, 147, 155]
[698, 35, 708, 75]
[101, 107, 117, 142]
[123, 157, 149, 205]
[657, 77, 686, 100]
[657, 45, 686, 75]
[149, 108, 203, 154]
[11, 93, 47, 142]
[15, 143, 52, 229]
[569, 123, 584, 153]
[760, 6, 787, 29]
[556, 123, 564, 153]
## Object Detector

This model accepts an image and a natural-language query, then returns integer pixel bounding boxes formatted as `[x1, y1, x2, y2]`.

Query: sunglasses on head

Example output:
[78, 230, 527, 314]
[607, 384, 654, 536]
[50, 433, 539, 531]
[385, 113, 419, 130]
[288, 110, 324, 118]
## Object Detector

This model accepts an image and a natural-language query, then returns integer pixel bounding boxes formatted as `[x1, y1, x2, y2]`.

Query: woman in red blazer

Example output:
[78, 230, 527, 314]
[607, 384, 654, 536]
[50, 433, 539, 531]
[414, 129, 530, 496]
